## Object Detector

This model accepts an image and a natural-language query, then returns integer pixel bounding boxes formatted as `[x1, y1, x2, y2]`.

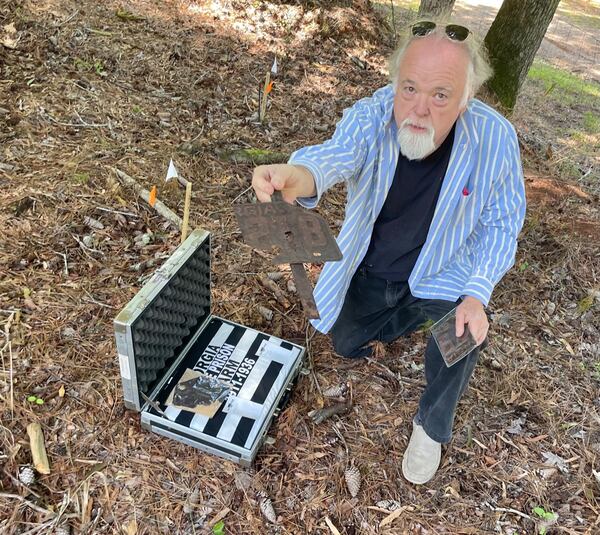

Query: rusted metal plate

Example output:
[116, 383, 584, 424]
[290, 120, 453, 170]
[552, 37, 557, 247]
[234, 193, 342, 265]
[235, 192, 342, 320]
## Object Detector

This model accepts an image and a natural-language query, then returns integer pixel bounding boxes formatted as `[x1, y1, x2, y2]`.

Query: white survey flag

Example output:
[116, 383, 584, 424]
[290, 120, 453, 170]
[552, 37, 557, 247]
[166, 159, 179, 182]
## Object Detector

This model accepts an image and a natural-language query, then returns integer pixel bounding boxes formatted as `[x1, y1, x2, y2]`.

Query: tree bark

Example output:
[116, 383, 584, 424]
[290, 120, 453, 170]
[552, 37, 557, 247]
[484, 0, 560, 109]
[418, 0, 456, 18]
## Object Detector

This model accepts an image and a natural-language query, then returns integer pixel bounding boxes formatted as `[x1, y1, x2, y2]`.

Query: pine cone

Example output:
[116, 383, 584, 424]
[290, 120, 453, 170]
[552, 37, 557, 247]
[196, 506, 212, 518]
[19, 466, 35, 486]
[376, 499, 402, 511]
[183, 489, 199, 514]
[322, 383, 348, 398]
[257, 491, 277, 524]
[345, 465, 361, 498]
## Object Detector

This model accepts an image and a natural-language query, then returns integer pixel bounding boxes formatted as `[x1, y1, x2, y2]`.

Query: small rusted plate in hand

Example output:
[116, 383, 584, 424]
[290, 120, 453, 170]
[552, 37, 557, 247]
[234, 193, 342, 264]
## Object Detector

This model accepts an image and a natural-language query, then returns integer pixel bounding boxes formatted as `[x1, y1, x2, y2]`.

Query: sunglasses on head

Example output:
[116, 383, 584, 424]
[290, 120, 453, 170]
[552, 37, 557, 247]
[411, 21, 471, 42]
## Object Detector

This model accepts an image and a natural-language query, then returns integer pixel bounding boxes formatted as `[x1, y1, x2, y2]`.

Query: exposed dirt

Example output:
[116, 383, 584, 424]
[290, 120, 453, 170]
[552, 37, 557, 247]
[1, 1, 599, 534]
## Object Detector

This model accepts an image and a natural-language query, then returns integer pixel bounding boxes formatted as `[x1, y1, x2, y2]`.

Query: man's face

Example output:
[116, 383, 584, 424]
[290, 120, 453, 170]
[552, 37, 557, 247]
[393, 35, 470, 160]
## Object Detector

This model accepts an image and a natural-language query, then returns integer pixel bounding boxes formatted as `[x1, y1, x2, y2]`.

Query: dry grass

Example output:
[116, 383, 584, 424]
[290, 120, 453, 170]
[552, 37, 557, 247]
[1, 0, 599, 534]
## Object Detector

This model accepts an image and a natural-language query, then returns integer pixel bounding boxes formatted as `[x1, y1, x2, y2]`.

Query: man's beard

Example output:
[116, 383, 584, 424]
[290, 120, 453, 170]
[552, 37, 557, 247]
[397, 119, 436, 161]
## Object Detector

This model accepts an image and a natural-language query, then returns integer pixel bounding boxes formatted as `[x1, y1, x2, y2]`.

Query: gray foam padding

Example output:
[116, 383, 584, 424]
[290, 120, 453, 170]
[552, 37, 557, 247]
[131, 241, 211, 394]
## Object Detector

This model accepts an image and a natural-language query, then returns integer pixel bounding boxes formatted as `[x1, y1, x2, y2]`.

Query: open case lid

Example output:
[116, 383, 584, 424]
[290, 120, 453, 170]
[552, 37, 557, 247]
[114, 229, 211, 411]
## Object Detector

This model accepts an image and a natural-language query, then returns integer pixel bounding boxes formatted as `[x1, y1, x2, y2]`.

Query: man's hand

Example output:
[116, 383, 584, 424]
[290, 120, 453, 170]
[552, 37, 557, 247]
[252, 164, 316, 204]
[455, 296, 488, 346]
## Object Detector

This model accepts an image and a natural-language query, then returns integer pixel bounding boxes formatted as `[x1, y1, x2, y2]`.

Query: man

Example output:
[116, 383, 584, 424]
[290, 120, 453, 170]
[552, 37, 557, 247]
[252, 21, 526, 484]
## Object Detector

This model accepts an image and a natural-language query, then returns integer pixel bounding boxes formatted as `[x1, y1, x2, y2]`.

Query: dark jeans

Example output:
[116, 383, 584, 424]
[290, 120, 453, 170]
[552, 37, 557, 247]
[330, 267, 482, 443]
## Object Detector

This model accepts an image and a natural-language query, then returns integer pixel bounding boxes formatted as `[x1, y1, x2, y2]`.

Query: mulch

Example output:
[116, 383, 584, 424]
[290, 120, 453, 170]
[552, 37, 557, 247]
[1, 0, 599, 533]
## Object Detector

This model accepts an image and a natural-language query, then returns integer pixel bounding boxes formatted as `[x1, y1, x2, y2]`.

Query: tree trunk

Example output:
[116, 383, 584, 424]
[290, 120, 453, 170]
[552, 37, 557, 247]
[418, 0, 456, 18]
[484, 0, 560, 109]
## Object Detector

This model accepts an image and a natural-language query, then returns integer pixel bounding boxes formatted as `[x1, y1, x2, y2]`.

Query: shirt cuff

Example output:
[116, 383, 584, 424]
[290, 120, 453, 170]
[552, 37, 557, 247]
[288, 158, 323, 209]
[462, 275, 494, 307]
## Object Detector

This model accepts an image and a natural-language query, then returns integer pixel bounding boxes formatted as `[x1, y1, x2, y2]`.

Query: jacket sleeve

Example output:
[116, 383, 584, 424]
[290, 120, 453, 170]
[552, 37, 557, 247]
[288, 101, 371, 209]
[462, 125, 526, 306]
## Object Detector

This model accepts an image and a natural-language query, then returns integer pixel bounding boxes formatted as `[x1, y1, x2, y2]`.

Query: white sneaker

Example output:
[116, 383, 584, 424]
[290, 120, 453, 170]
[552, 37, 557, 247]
[402, 422, 441, 484]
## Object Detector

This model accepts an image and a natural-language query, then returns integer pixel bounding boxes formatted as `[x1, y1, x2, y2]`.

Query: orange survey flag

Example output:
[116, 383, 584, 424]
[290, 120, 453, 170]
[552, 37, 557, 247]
[149, 185, 157, 207]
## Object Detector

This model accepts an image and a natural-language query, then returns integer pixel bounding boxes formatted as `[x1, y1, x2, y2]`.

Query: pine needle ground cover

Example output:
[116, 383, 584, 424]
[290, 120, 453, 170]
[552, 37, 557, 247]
[1, 0, 599, 533]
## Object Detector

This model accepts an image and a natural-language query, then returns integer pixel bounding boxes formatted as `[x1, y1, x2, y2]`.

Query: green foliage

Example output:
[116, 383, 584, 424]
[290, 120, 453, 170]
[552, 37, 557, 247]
[419, 318, 435, 332]
[528, 62, 600, 105]
[74, 58, 105, 76]
[577, 294, 594, 313]
[72, 172, 90, 185]
[115, 8, 144, 22]
[583, 112, 600, 133]
[557, 159, 582, 181]
[532, 506, 558, 535]
[27, 395, 44, 405]
[558, 1, 600, 30]
[212, 520, 225, 535]
[132, 105, 142, 114]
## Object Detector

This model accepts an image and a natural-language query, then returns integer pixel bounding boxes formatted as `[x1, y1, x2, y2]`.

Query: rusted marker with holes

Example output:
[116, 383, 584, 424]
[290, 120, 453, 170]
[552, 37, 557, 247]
[235, 191, 342, 319]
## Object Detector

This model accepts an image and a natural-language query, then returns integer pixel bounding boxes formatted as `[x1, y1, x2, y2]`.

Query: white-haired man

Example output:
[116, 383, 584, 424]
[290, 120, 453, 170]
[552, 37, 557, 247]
[252, 21, 526, 484]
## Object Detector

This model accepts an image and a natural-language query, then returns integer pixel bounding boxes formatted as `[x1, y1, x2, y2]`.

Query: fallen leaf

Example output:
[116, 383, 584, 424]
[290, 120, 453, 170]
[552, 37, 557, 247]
[542, 452, 569, 474]
[122, 518, 137, 535]
[208, 508, 230, 528]
[1, 23, 20, 49]
[324, 516, 341, 535]
[84, 216, 104, 230]
[24, 297, 38, 310]
[507, 415, 526, 435]
[593, 469, 600, 488]
[380, 506, 411, 527]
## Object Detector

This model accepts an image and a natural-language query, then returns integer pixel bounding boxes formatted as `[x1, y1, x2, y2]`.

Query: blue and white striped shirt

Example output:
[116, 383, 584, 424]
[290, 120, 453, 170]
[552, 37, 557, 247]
[289, 85, 526, 334]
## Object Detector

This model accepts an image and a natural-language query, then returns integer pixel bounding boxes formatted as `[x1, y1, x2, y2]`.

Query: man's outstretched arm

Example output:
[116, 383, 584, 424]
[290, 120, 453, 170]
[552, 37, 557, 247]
[251, 95, 377, 206]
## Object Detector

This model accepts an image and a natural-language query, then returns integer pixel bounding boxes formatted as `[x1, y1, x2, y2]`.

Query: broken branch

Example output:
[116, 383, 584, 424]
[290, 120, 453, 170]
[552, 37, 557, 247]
[112, 167, 182, 229]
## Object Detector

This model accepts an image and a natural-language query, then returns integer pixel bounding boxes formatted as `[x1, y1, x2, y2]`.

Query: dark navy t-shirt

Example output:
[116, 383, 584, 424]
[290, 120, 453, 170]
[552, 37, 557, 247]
[362, 123, 456, 281]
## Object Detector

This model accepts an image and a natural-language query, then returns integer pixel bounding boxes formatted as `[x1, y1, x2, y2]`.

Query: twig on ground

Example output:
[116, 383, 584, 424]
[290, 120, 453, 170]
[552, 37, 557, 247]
[112, 167, 182, 229]
[41, 110, 109, 128]
[0, 493, 55, 516]
[72, 234, 104, 259]
[231, 185, 253, 204]
[324, 516, 342, 535]
[93, 205, 139, 218]
[487, 504, 533, 521]
[52, 250, 69, 277]
[82, 294, 116, 309]
[55, 10, 79, 26]
[1, 312, 15, 417]
[26, 423, 51, 475]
